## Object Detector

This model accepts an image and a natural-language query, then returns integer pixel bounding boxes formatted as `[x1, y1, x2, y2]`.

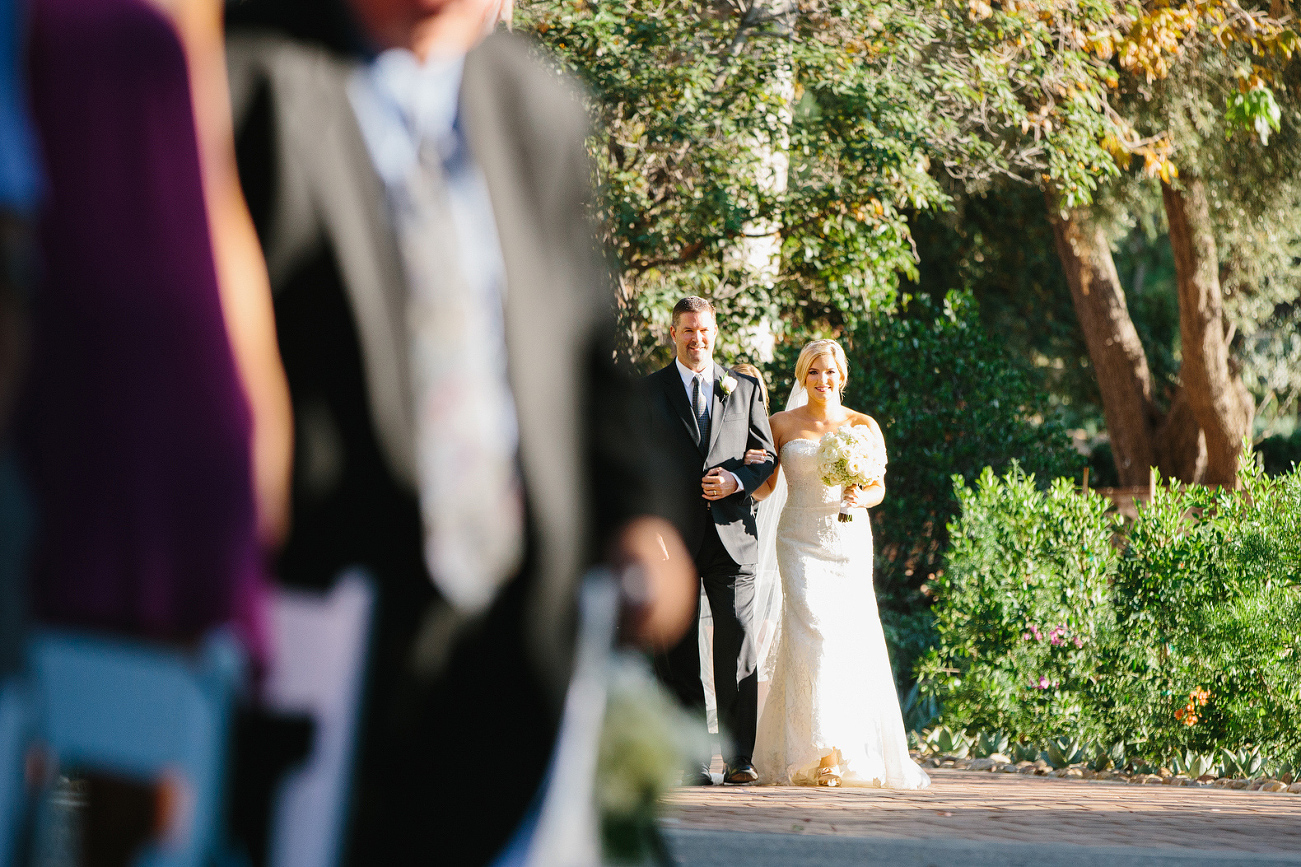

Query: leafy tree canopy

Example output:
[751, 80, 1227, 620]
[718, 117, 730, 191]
[516, 0, 1135, 365]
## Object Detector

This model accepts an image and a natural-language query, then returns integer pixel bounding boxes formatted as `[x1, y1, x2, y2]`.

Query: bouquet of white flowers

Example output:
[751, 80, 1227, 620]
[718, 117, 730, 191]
[816, 424, 887, 522]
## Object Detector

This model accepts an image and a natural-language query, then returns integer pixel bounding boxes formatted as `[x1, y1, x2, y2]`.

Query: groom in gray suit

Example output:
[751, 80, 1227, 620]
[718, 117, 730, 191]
[648, 296, 777, 784]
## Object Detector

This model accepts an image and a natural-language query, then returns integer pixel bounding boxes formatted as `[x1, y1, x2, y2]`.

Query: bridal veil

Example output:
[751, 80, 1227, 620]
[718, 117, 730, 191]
[699, 383, 802, 733]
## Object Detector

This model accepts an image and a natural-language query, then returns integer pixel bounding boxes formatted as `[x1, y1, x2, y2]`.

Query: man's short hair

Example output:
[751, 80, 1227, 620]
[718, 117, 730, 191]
[672, 296, 716, 325]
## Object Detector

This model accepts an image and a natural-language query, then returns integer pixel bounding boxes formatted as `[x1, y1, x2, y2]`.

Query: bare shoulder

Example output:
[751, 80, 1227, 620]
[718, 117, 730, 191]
[768, 410, 796, 444]
[845, 409, 882, 435]
[768, 409, 793, 431]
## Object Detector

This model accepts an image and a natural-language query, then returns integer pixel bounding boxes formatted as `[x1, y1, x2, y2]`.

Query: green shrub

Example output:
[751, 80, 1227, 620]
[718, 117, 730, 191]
[1103, 461, 1301, 763]
[924, 455, 1301, 769]
[825, 291, 1083, 615]
[918, 464, 1118, 747]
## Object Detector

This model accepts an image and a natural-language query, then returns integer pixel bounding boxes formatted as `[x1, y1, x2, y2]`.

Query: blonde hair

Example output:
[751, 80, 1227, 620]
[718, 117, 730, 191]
[731, 362, 769, 411]
[794, 339, 849, 394]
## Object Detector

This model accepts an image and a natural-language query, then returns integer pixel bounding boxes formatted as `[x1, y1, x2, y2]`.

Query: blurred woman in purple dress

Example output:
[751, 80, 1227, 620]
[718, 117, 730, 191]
[17, 0, 291, 660]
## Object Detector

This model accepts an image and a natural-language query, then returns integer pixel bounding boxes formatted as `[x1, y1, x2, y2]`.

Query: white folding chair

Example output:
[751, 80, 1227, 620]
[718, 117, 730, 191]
[27, 629, 245, 867]
[262, 571, 374, 867]
[0, 676, 31, 867]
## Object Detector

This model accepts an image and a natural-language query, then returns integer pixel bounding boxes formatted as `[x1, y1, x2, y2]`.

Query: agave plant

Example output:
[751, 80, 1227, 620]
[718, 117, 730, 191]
[1260, 755, 1298, 782]
[1045, 736, 1086, 769]
[1171, 750, 1218, 779]
[1010, 741, 1041, 763]
[1221, 746, 1265, 779]
[1087, 740, 1126, 771]
[927, 726, 972, 759]
[973, 731, 1010, 759]
[1189, 753, 1219, 779]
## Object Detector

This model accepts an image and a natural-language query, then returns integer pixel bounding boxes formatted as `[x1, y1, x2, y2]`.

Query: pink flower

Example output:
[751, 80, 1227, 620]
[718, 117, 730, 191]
[1050, 635, 1063, 646]
[1037, 675, 1050, 689]
[1073, 636, 1084, 648]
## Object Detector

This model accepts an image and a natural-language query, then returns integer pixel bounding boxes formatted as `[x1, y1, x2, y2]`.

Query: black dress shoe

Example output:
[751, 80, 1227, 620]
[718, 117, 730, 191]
[683, 766, 713, 786]
[724, 760, 759, 785]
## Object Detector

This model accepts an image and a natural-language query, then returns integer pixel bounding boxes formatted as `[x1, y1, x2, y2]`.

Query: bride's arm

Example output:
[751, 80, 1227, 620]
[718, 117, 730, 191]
[746, 413, 786, 501]
[845, 413, 886, 509]
[749, 457, 780, 501]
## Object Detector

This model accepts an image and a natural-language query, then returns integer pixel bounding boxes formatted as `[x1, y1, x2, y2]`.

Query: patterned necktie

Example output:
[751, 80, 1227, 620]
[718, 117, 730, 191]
[401, 146, 525, 616]
[693, 375, 711, 452]
[354, 53, 525, 616]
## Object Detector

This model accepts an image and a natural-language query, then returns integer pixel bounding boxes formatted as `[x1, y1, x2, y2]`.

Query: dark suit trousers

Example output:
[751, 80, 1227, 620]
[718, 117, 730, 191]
[654, 518, 758, 764]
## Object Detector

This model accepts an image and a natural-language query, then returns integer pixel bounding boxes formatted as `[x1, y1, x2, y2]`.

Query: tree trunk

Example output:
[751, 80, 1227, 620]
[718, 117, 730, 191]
[1161, 177, 1253, 487]
[1153, 386, 1207, 482]
[726, 59, 791, 363]
[721, 1, 796, 363]
[1045, 193, 1158, 487]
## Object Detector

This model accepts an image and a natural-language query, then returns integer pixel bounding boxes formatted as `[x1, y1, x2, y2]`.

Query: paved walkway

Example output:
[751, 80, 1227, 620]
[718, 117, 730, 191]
[658, 770, 1301, 866]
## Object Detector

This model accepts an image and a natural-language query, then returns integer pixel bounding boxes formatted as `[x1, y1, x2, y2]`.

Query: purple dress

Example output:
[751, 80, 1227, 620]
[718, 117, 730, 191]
[18, 0, 267, 660]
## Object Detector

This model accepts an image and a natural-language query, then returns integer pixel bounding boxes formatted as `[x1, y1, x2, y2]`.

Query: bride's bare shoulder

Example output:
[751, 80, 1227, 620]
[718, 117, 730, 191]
[767, 410, 798, 445]
[845, 409, 881, 434]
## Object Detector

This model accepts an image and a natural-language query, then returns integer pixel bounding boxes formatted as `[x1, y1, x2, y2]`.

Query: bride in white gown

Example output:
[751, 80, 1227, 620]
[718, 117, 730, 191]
[746, 340, 929, 789]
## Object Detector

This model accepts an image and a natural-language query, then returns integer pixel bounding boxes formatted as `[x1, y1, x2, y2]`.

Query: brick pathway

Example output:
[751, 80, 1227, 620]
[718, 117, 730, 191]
[660, 770, 1301, 856]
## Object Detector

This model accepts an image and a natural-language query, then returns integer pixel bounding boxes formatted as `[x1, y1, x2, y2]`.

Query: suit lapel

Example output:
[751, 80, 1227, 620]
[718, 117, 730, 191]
[659, 365, 703, 451]
[279, 44, 418, 489]
[461, 33, 596, 698]
[707, 362, 728, 456]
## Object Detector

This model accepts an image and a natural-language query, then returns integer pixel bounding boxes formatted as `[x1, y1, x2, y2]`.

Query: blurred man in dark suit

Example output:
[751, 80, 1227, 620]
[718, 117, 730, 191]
[226, 0, 694, 862]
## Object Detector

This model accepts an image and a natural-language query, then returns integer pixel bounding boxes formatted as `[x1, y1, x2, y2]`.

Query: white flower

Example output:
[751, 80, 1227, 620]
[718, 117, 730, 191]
[720, 374, 738, 395]
[846, 455, 867, 478]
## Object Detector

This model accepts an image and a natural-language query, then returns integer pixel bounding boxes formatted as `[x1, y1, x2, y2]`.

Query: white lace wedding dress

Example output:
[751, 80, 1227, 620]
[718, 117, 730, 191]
[753, 438, 930, 788]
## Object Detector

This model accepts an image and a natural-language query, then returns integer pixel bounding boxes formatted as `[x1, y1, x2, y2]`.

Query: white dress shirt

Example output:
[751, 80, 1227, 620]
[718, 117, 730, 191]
[676, 358, 715, 422]
[675, 358, 746, 495]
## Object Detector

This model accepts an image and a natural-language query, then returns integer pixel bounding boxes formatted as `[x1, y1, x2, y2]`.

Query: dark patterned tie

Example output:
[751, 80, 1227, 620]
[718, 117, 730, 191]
[693, 375, 711, 452]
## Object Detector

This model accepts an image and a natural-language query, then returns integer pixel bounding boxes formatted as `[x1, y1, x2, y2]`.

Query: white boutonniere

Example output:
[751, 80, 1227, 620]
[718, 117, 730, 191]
[720, 374, 738, 396]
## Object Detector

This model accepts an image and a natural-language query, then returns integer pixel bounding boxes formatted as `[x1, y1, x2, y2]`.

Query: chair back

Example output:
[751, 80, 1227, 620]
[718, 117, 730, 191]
[27, 630, 244, 867]
[263, 571, 374, 867]
[0, 678, 30, 867]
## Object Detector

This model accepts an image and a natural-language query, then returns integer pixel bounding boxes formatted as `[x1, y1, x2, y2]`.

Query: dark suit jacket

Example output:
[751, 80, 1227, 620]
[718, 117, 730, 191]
[226, 13, 661, 863]
[646, 363, 776, 566]
[226, 21, 653, 692]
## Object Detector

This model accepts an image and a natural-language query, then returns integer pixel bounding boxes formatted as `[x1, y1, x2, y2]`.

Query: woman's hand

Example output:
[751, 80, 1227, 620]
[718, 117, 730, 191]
[843, 480, 885, 510]
[744, 448, 768, 465]
[841, 485, 864, 509]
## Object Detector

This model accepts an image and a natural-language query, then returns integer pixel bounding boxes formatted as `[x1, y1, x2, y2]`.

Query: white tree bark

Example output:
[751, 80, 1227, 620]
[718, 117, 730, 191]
[721, 1, 795, 363]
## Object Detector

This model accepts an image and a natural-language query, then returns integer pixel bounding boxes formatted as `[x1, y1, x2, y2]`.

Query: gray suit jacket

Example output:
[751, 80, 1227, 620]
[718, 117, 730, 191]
[226, 30, 634, 697]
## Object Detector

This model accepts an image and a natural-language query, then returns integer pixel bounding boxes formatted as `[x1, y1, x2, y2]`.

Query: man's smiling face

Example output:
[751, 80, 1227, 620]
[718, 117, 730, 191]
[670, 311, 716, 373]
